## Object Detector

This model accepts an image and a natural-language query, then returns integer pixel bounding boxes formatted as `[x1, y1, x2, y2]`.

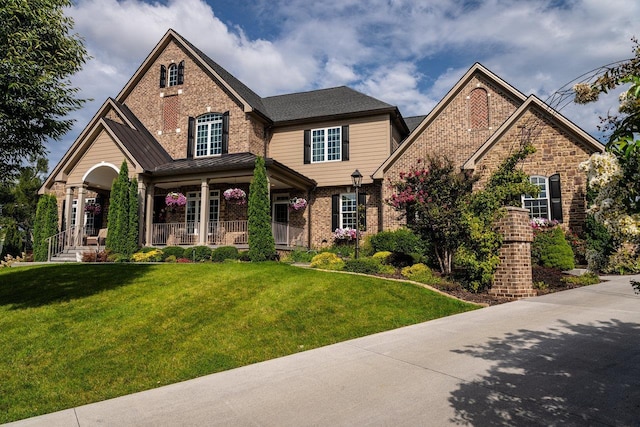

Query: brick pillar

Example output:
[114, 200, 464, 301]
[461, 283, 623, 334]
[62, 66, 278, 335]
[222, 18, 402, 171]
[490, 207, 536, 299]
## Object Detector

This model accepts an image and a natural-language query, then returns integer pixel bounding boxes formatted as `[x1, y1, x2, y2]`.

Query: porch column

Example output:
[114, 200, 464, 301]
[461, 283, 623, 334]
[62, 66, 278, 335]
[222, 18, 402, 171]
[138, 179, 147, 246]
[64, 186, 74, 230]
[75, 184, 87, 246]
[145, 184, 155, 246]
[199, 179, 209, 245]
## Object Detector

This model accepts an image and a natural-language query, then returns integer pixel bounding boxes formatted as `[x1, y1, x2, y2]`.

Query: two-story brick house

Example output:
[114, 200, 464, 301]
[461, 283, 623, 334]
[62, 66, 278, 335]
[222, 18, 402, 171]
[41, 29, 603, 253]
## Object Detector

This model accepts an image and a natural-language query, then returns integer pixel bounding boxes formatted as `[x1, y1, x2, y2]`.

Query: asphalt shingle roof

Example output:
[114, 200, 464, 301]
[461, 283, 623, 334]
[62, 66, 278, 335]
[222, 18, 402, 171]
[404, 115, 427, 133]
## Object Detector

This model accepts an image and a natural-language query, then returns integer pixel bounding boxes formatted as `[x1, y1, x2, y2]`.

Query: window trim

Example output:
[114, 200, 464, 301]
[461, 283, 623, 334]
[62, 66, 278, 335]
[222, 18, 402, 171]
[522, 175, 550, 219]
[185, 190, 220, 235]
[168, 63, 179, 87]
[195, 113, 224, 158]
[339, 193, 356, 229]
[311, 126, 342, 163]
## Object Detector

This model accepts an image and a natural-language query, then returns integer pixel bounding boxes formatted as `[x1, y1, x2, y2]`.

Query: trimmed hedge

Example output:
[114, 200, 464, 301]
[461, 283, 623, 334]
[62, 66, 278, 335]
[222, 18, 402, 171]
[211, 246, 239, 262]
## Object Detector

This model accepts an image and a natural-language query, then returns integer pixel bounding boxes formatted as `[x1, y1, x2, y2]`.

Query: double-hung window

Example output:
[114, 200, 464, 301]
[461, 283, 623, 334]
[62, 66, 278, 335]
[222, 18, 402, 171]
[340, 193, 357, 229]
[523, 176, 549, 219]
[186, 191, 220, 234]
[196, 113, 223, 157]
[312, 127, 341, 162]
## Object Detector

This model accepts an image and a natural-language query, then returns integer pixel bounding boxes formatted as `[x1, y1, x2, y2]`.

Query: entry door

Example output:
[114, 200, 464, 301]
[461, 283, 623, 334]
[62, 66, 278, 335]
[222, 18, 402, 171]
[272, 199, 289, 245]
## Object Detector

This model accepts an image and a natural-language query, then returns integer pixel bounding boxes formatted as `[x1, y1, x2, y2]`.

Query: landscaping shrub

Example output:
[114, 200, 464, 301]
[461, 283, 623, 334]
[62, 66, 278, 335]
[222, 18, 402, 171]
[186, 246, 212, 262]
[211, 246, 239, 262]
[561, 272, 600, 286]
[602, 245, 640, 274]
[584, 214, 615, 271]
[238, 251, 251, 261]
[162, 246, 185, 260]
[368, 228, 422, 255]
[532, 227, 575, 270]
[327, 244, 354, 258]
[176, 257, 192, 263]
[132, 249, 163, 262]
[309, 252, 345, 270]
[164, 255, 177, 263]
[388, 251, 416, 268]
[372, 251, 392, 264]
[401, 263, 439, 285]
[139, 246, 159, 253]
[565, 229, 587, 265]
[343, 257, 383, 274]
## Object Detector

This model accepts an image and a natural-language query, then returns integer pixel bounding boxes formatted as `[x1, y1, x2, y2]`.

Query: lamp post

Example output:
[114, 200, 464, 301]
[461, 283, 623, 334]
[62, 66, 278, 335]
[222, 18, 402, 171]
[351, 169, 363, 259]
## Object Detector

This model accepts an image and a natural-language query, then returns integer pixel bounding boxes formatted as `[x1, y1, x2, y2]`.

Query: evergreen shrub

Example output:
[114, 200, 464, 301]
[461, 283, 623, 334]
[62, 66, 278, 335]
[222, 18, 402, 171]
[533, 227, 575, 270]
[211, 246, 239, 262]
[162, 246, 185, 260]
[310, 252, 345, 270]
[344, 257, 382, 274]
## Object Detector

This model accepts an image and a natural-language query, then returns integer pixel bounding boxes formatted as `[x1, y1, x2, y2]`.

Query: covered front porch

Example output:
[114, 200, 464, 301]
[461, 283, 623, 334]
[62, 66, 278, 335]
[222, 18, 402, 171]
[141, 153, 316, 250]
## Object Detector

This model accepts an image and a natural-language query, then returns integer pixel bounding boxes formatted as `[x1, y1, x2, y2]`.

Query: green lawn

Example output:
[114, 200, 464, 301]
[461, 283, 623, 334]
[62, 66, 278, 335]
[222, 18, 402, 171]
[0, 262, 479, 423]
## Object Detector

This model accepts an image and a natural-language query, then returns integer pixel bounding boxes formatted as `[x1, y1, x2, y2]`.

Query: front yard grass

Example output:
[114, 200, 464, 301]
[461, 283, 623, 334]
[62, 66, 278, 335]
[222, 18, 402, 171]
[0, 262, 479, 423]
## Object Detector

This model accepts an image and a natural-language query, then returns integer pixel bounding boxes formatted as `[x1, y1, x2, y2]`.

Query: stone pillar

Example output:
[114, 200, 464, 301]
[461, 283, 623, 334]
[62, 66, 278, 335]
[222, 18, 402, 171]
[490, 207, 536, 299]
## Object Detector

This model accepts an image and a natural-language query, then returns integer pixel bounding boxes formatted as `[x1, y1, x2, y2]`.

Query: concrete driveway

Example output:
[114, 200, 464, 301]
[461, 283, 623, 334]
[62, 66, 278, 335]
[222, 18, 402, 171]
[5, 275, 640, 426]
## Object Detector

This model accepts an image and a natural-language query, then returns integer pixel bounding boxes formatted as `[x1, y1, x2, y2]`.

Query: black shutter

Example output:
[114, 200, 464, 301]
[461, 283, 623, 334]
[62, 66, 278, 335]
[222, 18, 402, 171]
[303, 130, 311, 164]
[187, 116, 195, 159]
[177, 61, 185, 85]
[222, 112, 229, 154]
[358, 192, 367, 230]
[332, 194, 340, 231]
[160, 65, 166, 88]
[549, 173, 563, 223]
[342, 125, 349, 161]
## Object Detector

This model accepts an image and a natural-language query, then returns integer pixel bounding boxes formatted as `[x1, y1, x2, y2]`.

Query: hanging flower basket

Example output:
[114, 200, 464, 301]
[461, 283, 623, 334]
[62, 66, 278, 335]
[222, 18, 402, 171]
[224, 188, 247, 205]
[165, 192, 187, 207]
[84, 203, 102, 215]
[289, 197, 307, 211]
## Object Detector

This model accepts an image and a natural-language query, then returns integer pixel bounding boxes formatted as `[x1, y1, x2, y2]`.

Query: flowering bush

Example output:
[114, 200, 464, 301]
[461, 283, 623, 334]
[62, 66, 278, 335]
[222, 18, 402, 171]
[530, 217, 559, 230]
[223, 188, 246, 205]
[333, 227, 357, 242]
[84, 202, 101, 215]
[289, 197, 307, 211]
[165, 192, 187, 207]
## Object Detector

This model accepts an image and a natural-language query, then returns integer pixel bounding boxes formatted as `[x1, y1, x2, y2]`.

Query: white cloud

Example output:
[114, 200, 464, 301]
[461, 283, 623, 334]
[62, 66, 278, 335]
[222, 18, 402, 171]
[46, 0, 639, 168]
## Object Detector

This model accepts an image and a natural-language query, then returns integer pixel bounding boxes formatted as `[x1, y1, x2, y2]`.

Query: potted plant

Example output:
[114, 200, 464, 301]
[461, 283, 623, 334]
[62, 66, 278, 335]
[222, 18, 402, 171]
[224, 188, 247, 205]
[289, 197, 307, 211]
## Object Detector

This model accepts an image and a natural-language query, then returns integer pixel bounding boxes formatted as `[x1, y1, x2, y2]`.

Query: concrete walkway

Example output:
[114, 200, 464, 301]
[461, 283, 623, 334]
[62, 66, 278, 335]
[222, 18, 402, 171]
[6, 275, 640, 426]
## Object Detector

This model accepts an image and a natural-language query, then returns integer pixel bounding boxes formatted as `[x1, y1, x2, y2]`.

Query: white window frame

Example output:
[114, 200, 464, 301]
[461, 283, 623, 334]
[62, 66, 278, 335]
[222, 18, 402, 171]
[186, 191, 220, 234]
[522, 176, 550, 219]
[195, 113, 223, 157]
[340, 193, 356, 229]
[311, 126, 341, 163]
[168, 63, 179, 87]
[71, 198, 96, 233]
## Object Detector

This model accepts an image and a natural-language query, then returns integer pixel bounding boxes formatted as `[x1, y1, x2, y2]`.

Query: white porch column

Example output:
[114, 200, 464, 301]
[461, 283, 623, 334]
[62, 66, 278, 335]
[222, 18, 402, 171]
[64, 186, 74, 230]
[145, 184, 155, 246]
[138, 179, 147, 246]
[75, 185, 87, 246]
[199, 179, 210, 245]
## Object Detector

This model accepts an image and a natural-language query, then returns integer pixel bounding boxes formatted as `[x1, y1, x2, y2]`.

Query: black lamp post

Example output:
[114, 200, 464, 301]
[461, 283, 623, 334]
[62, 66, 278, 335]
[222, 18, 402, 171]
[351, 169, 363, 259]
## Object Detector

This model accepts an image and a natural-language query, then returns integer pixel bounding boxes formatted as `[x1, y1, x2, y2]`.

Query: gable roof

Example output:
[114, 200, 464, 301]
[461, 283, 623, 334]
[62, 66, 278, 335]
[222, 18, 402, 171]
[404, 115, 427, 133]
[116, 29, 269, 120]
[262, 86, 398, 124]
[102, 118, 171, 171]
[462, 95, 604, 170]
[372, 63, 530, 179]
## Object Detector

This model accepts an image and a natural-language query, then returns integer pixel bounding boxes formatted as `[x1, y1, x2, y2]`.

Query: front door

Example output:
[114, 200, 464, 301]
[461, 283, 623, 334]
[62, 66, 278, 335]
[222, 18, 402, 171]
[272, 197, 289, 245]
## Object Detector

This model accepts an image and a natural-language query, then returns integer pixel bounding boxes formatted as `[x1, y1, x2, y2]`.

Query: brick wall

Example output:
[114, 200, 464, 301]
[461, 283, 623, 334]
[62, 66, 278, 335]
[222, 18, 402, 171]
[122, 41, 266, 160]
[490, 207, 536, 299]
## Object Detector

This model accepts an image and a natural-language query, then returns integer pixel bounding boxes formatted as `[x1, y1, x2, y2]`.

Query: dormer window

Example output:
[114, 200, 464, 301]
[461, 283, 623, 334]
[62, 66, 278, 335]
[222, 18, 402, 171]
[159, 61, 185, 88]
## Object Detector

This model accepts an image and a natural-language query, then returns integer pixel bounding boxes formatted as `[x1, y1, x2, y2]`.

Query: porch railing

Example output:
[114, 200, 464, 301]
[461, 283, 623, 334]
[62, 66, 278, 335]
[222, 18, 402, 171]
[47, 227, 76, 261]
[150, 221, 306, 247]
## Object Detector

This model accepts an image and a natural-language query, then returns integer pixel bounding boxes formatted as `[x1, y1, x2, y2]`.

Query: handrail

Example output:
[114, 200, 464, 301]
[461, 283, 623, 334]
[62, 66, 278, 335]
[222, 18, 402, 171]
[47, 227, 76, 261]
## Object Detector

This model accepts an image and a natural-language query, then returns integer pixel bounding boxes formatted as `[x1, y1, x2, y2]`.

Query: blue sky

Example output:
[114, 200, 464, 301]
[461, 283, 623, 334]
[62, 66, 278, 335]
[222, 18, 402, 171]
[49, 0, 638, 169]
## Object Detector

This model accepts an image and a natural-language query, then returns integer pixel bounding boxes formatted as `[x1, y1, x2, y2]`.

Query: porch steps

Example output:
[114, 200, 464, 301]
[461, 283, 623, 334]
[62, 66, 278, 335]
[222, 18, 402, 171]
[50, 247, 94, 263]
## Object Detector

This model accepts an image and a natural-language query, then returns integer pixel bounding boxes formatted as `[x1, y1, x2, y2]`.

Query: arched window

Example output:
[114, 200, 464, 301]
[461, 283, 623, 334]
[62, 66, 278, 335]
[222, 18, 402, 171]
[168, 64, 179, 87]
[469, 88, 489, 129]
[195, 113, 223, 157]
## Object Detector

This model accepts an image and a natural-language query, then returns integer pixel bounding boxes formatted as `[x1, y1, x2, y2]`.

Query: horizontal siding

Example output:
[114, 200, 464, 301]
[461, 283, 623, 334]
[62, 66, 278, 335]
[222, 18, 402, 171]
[67, 130, 128, 184]
[269, 115, 391, 187]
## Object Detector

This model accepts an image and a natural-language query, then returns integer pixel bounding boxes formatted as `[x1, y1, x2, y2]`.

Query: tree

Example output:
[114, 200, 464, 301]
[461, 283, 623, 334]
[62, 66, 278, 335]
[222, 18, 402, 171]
[32, 193, 59, 261]
[105, 160, 138, 258]
[0, 0, 88, 182]
[248, 156, 275, 261]
[575, 40, 640, 243]
[1, 220, 22, 259]
[387, 156, 474, 274]
[0, 157, 48, 251]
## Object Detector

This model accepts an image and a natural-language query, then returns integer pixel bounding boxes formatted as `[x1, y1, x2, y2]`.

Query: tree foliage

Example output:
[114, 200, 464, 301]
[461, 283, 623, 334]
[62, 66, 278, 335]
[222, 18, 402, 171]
[105, 160, 138, 258]
[0, 0, 88, 182]
[32, 193, 59, 261]
[248, 156, 275, 261]
[387, 156, 474, 274]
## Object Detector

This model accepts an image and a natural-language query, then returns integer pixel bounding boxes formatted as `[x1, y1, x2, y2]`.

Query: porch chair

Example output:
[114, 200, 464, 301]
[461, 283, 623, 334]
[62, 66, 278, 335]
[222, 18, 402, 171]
[86, 228, 108, 246]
